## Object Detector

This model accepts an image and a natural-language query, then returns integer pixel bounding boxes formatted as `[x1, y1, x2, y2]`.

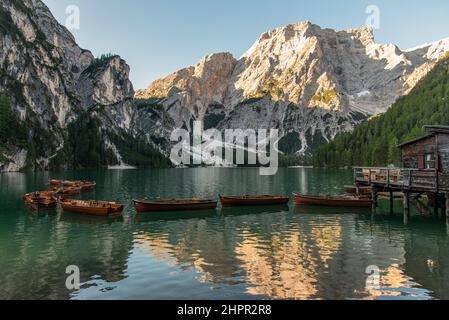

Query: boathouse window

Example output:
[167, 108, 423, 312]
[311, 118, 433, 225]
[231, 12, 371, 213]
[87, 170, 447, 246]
[425, 153, 436, 169]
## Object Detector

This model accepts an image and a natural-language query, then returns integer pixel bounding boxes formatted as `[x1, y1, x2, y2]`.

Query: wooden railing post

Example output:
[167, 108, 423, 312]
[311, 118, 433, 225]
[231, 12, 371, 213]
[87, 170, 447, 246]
[408, 170, 412, 189]
[353, 168, 357, 184]
[387, 169, 390, 187]
[436, 169, 439, 192]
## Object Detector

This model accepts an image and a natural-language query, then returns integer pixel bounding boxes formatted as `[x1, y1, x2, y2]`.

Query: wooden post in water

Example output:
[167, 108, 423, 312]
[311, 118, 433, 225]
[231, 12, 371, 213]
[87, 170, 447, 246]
[372, 186, 378, 213]
[403, 191, 410, 224]
[445, 194, 449, 235]
[446, 194, 449, 222]
[442, 194, 447, 220]
[389, 190, 394, 214]
[433, 193, 440, 217]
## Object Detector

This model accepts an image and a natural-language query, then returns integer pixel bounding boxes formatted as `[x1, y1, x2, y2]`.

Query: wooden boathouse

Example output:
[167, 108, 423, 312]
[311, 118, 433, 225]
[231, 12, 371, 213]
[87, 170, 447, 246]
[354, 125, 449, 221]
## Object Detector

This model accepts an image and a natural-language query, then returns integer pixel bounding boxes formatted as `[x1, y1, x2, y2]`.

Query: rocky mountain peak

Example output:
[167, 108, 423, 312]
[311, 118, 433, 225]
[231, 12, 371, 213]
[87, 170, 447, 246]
[80, 55, 135, 108]
[135, 52, 237, 120]
[138, 21, 423, 116]
[228, 23, 382, 112]
[0, 0, 153, 171]
[134, 21, 449, 157]
[194, 52, 236, 77]
[3, 1, 449, 171]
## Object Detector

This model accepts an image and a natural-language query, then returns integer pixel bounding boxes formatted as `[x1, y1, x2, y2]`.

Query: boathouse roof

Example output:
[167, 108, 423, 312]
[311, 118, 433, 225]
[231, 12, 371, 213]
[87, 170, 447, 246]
[397, 125, 449, 148]
[398, 134, 434, 148]
[424, 125, 449, 134]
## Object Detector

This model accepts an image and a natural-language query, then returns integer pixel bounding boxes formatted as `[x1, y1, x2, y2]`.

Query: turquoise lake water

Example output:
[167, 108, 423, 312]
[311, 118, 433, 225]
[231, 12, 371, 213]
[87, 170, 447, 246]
[0, 168, 448, 300]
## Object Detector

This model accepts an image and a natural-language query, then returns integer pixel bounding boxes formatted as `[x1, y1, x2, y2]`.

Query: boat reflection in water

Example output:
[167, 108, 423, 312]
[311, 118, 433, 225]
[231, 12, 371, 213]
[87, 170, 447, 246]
[294, 205, 372, 216]
[3, 200, 446, 299]
[3, 169, 449, 300]
[1, 214, 133, 300]
[118, 210, 437, 300]
[221, 205, 290, 217]
[134, 210, 217, 223]
[59, 211, 124, 225]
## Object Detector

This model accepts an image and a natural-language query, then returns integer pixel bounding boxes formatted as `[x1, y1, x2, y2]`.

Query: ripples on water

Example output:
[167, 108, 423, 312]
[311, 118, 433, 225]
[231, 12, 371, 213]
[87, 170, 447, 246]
[0, 168, 448, 300]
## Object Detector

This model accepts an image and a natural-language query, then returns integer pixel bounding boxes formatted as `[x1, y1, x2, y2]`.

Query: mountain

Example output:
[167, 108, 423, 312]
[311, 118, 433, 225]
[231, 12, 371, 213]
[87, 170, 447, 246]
[2, 1, 449, 172]
[311, 53, 449, 167]
[136, 22, 449, 157]
[0, 0, 170, 171]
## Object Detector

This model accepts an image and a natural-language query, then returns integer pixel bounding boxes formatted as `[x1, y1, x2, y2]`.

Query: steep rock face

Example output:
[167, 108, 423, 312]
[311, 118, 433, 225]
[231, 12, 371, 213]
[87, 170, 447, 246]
[77, 56, 136, 133]
[228, 22, 449, 114]
[79, 57, 134, 110]
[136, 22, 449, 157]
[136, 53, 237, 127]
[2, 1, 449, 170]
[0, 0, 159, 171]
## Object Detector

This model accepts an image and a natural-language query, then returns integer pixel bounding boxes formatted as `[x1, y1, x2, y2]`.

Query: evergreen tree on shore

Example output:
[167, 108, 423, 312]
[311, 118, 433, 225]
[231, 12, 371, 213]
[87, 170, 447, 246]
[311, 54, 449, 167]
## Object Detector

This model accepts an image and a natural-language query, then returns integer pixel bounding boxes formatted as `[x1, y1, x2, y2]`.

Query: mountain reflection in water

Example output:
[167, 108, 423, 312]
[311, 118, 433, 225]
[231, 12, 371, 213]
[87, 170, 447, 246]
[0, 168, 448, 300]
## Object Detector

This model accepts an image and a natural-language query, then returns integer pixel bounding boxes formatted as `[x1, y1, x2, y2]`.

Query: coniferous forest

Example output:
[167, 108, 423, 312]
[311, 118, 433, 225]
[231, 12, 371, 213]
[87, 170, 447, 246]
[311, 54, 449, 168]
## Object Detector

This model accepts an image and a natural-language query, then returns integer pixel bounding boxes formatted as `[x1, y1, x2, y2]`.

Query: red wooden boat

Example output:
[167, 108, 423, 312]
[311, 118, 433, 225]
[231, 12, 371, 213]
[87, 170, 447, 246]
[23, 192, 57, 210]
[133, 199, 218, 213]
[49, 186, 82, 196]
[220, 195, 290, 207]
[49, 179, 63, 186]
[78, 181, 96, 191]
[60, 199, 124, 216]
[345, 185, 372, 196]
[62, 180, 79, 187]
[49, 179, 96, 192]
[294, 193, 373, 207]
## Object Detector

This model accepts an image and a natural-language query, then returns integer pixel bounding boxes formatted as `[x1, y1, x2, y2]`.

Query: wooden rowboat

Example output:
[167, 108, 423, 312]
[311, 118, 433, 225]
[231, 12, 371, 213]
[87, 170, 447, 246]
[345, 185, 372, 195]
[23, 192, 57, 211]
[220, 195, 290, 207]
[78, 181, 96, 191]
[62, 180, 79, 187]
[294, 193, 373, 208]
[60, 199, 124, 216]
[133, 199, 218, 213]
[49, 186, 82, 196]
[49, 179, 63, 186]
[49, 179, 96, 191]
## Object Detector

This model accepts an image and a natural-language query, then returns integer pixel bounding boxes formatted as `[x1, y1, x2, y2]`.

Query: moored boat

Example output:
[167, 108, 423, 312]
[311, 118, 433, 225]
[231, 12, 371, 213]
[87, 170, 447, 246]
[378, 192, 403, 199]
[62, 180, 79, 187]
[23, 192, 57, 211]
[220, 195, 290, 207]
[59, 199, 124, 216]
[78, 181, 96, 191]
[50, 179, 96, 191]
[294, 193, 373, 207]
[133, 198, 218, 213]
[50, 186, 82, 196]
[49, 179, 63, 186]
[345, 185, 372, 195]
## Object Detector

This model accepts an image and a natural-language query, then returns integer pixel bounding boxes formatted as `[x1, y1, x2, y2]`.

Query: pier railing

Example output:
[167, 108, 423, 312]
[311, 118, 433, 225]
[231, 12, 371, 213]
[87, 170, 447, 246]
[354, 167, 438, 192]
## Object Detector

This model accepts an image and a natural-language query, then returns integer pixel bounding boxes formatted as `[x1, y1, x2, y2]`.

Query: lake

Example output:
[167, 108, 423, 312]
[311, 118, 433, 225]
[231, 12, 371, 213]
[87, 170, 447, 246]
[0, 168, 448, 300]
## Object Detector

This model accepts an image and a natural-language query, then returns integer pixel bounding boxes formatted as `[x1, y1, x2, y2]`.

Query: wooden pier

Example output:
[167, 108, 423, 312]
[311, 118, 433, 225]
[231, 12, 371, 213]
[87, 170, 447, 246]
[354, 167, 446, 219]
[353, 125, 449, 223]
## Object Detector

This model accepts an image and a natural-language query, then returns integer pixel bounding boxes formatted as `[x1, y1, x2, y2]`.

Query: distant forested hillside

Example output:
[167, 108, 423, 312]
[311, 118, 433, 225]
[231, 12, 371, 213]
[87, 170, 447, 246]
[311, 54, 449, 167]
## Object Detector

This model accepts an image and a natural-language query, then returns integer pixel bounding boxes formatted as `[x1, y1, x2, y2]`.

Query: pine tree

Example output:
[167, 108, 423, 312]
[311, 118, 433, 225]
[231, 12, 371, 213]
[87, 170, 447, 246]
[311, 54, 449, 167]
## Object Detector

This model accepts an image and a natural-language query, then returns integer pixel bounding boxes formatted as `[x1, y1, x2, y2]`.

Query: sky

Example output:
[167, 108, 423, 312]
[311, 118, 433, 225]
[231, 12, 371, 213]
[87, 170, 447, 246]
[43, 0, 449, 90]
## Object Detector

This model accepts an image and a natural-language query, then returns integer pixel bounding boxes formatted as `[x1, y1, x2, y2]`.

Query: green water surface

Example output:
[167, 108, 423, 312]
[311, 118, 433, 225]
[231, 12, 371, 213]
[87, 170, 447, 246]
[0, 168, 448, 300]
